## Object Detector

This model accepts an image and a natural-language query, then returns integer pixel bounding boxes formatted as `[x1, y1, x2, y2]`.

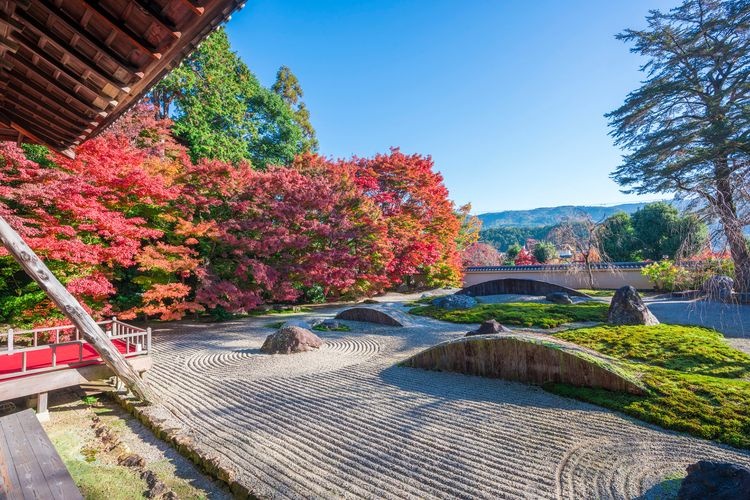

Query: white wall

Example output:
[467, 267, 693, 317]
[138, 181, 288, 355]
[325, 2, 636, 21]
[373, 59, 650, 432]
[463, 267, 653, 291]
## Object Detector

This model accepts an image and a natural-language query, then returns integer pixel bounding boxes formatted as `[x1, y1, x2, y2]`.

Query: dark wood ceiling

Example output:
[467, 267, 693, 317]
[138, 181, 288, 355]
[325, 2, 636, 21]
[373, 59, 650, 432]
[0, 0, 244, 157]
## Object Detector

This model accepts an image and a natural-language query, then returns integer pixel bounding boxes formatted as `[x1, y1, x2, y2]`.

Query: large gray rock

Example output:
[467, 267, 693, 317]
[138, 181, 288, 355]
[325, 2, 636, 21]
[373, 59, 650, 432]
[677, 461, 750, 500]
[432, 294, 477, 310]
[702, 275, 735, 303]
[546, 292, 573, 305]
[607, 286, 660, 326]
[261, 326, 323, 354]
[466, 320, 513, 337]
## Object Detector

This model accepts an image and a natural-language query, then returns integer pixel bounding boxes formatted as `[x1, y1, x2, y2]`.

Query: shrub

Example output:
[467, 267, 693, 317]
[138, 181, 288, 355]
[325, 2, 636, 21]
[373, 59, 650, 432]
[642, 258, 736, 292]
[532, 242, 557, 263]
[641, 260, 684, 291]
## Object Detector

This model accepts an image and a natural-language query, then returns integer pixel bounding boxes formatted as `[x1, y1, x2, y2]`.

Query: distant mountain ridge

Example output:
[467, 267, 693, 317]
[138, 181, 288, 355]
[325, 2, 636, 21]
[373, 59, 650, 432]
[478, 202, 658, 229]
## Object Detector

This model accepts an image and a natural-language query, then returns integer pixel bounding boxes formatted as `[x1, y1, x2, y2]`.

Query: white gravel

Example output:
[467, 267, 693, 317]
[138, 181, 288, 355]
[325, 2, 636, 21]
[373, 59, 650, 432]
[143, 304, 750, 499]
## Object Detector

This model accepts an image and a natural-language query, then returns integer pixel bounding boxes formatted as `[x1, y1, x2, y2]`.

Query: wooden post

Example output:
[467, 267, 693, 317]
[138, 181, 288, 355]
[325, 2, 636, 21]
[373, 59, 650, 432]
[36, 392, 49, 422]
[0, 217, 155, 403]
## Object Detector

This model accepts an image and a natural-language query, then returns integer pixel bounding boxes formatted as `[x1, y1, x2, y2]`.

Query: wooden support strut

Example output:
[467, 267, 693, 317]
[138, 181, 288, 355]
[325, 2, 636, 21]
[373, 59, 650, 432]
[0, 216, 155, 403]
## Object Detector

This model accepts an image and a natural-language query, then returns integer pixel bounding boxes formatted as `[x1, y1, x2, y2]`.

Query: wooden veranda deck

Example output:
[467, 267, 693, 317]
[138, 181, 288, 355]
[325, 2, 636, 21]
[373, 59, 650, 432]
[0, 319, 152, 414]
[0, 409, 82, 499]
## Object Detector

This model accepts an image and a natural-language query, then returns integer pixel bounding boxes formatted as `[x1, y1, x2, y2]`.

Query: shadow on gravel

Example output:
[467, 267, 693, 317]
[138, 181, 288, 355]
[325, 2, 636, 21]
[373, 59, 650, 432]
[647, 300, 749, 338]
[377, 364, 615, 412]
[634, 476, 682, 500]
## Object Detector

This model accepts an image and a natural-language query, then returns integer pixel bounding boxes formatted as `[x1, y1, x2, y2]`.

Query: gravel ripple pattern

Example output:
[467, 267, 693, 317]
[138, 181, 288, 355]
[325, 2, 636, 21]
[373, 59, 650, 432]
[145, 305, 750, 499]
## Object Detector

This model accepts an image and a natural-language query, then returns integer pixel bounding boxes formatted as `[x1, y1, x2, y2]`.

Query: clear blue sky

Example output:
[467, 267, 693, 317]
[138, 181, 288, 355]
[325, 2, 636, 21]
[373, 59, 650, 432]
[225, 0, 678, 214]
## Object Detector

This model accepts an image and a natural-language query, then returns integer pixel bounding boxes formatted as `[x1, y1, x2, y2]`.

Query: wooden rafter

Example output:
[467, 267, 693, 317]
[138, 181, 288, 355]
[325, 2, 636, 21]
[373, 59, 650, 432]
[2, 69, 103, 121]
[9, 28, 119, 98]
[1, 85, 96, 132]
[4, 51, 111, 111]
[130, 0, 181, 35]
[3, 111, 74, 149]
[9, 9, 135, 87]
[21, 1, 141, 76]
[5, 104, 83, 144]
[1, 0, 243, 153]
[174, 0, 206, 16]
[77, 0, 164, 59]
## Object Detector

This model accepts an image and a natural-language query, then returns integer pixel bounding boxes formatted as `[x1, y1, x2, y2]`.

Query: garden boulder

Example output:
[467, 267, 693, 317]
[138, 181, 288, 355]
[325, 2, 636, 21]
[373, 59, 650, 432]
[261, 326, 323, 354]
[607, 286, 659, 326]
[432, 294, 478, 310]
[677, 461, 750, 500]
[702, 275, 735, 303]
[546, 292, 573, 305]
[466, 320, 513, 336]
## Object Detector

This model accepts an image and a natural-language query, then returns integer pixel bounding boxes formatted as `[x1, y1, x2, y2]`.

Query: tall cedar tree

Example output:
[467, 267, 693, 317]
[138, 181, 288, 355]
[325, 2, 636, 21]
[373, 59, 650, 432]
[272, 66, 318, 152]
[607, 0, 750, 291]
[150, 29, 307, 167]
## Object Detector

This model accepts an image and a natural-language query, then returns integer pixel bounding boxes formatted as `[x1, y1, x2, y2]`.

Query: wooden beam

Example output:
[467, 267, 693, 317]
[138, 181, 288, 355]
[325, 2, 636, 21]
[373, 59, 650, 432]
[9, 28, 120, 99]
[4, 53, 111, 111]
[78, 0, 164, 60]
[6, 113, 74, 147]
[19, 2, 142, 78]
[0, 357, 151, 401]
[4, 102, 87, 143]
[130, 0, 181, 36]
[3, 114, 77, 158]
[9, 9, 135, 87]
[2, 94, 93, 142]
[2, 80, 102, 135]
[1, 85, 97, 130]
[2, 70, 101, 122]
[174, 0, 206, 16]
[0, 34, 19, 53]
[0, 217, 155, 403]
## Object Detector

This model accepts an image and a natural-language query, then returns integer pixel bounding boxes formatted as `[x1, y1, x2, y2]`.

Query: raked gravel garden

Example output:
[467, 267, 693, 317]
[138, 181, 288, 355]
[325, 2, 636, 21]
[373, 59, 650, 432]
[136, 292, 750, 499]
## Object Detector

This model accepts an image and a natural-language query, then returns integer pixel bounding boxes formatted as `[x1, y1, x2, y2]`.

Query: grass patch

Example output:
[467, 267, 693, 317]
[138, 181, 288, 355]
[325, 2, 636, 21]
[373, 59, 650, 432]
[149, 460, 210, 500]
[51, 430, 147, 500]
[409, 302, 608, 328]
[267, 306, 312, 315]
[577, 288, 616, 298]
[313, 323, 351, 332]
[550, 325, 750, 448]
[265, 321, 285, 329]
[556, 324, 750, 378]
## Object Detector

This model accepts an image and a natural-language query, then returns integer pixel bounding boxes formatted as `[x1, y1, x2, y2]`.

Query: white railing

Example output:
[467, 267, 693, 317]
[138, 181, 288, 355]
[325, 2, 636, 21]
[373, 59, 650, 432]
[0, 317, 151, 380]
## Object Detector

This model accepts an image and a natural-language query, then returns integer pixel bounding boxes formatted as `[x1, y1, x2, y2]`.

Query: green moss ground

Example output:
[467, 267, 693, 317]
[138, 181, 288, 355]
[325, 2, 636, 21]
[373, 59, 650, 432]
[51, 429, 148, 500]
[551, 325, 750, 448]
[409, 302, 608, 328]
[576, 288, 616, 298]
[312, 323, 351, 332]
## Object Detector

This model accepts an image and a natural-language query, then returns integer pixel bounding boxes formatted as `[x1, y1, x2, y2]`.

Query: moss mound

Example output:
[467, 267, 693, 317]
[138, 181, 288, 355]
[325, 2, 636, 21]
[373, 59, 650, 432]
[410, 301, 608, 328]
[551, 325, 750, 449]
[402, 332, 645, 394]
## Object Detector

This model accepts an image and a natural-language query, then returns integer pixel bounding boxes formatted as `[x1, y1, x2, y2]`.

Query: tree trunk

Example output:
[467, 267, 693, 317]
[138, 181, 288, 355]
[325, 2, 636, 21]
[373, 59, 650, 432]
[0, 217, 156, 403]
[713, 165, 750, 293]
